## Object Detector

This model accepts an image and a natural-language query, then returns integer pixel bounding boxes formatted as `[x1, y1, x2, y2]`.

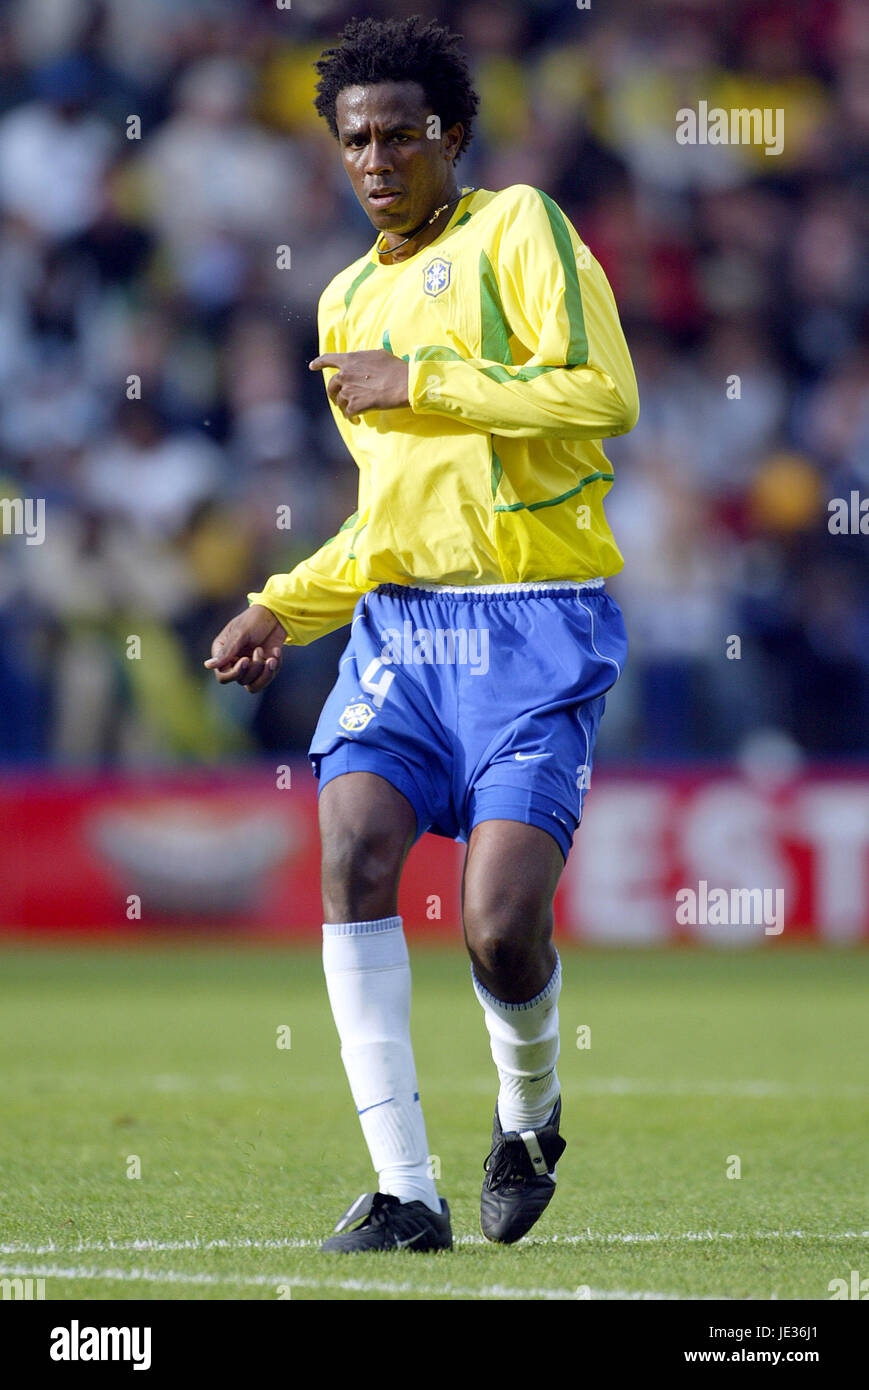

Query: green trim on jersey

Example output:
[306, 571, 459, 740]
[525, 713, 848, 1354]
[321, 510, 360, 548]
[382, 329, 410, 362]
[347, 520, 368, 560]
[494, 471, 614, 515]
[535, 188, 588, 366]
[414, 343, 581, 384]
[490, 447, 504, 499]
[479, 251, 513, 365]
[479, 362, 570, 383]
[343, 262, 376, 313]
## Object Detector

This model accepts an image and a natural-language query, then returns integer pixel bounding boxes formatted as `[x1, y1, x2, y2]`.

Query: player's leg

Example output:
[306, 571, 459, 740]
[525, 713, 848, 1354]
[462, 819, 562, 1001]
[320, 769, 415, 923]
[451, 583, 626, 1241]
[463, 818, 564, 1120]
[462, 818, 568, 1243]
[318, 770, 450, 1251]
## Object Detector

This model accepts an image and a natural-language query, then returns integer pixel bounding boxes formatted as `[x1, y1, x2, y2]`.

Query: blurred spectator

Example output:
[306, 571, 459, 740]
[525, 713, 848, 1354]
[78, 399, 223, 539]
[141, 56, 297, 311]
[0, 55, 116, 239]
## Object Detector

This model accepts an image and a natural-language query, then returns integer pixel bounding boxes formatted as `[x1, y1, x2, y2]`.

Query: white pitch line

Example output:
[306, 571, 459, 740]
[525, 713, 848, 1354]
[530, 1230, 869, 1246]
[2, 1073, 867, 1100]
[461, 1077, 869, 1100]
[1, 1230, 866, 1258]
[0, 1237, 319, 1255]
[569, 1078, 869, 1099]
[0, 1263, 710, 1301]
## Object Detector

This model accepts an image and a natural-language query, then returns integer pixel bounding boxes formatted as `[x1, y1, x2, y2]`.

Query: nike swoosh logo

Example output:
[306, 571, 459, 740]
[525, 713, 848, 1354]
[394, 1230, 426, 1249]
[514, 752, 549, 761]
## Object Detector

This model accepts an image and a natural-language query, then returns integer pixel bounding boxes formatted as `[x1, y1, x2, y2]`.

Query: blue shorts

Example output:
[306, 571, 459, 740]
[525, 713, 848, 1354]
[309, 580, 627, 862]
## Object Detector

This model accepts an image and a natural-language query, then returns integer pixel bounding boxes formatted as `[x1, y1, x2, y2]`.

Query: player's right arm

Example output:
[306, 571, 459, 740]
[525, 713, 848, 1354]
[244, 508, 370, 645]
[206, 274, 372, 691]
[204, 522, 367, 691]
[204, 603, 288, 692]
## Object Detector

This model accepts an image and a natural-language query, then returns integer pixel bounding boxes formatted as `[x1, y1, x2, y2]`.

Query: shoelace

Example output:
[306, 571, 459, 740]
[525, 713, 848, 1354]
[483, 1136, 535, 1189]
[369, 1193, 399, 1224]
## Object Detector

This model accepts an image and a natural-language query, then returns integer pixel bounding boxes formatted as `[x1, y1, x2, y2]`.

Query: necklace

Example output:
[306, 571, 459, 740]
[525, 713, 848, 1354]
[375, 187, 475, 259]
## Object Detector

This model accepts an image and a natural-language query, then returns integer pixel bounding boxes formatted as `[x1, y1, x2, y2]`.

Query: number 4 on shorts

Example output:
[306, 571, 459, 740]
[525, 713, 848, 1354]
[359, 658, 395, 708]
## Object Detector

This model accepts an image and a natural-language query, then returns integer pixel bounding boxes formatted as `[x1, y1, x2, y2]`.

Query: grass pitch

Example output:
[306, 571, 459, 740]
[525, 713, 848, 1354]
[1, 942, 867, 1301]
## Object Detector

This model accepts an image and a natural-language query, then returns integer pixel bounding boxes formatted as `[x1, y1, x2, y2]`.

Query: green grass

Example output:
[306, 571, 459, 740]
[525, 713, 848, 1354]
[1, 943, 867, 1300]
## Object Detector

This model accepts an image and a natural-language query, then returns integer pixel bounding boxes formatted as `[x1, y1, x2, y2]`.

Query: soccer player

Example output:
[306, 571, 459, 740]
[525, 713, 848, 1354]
[206, 16, 638, 1252]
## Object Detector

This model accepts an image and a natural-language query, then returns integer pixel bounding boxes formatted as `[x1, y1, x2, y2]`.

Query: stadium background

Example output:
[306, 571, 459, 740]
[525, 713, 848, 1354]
[0, 0, 867, 942]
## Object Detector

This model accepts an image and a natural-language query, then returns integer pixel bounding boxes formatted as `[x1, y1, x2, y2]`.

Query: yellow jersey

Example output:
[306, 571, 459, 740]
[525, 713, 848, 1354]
[248, 182, 639, 644]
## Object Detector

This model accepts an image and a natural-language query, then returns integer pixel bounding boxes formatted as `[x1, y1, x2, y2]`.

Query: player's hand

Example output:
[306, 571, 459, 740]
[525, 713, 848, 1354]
[204, 604, 287, 693]
[309, 350, 409, 422]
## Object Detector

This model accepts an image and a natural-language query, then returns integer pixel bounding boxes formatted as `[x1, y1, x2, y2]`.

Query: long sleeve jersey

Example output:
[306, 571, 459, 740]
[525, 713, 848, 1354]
[248, 182, 639, 644]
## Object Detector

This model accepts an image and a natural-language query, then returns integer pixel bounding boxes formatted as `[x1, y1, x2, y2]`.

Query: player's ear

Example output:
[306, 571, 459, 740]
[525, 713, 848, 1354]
[443, 122, 463, 162]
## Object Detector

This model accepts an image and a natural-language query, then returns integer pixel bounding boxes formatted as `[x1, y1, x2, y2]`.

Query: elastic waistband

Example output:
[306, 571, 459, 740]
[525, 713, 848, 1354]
[374, 578, 605, 602]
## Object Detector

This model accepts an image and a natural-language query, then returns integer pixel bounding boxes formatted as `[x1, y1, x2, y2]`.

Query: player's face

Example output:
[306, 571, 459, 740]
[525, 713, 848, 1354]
[335, 81, 462, 241]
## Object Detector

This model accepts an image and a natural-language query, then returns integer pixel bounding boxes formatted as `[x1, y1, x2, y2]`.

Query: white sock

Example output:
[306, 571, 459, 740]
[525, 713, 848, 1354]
[322, 916, 440, 1212]
[473, 955, 562, 1134]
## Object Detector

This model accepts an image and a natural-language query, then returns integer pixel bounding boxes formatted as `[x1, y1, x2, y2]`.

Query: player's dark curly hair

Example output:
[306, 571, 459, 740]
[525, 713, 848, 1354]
[313, 16, 479, 160]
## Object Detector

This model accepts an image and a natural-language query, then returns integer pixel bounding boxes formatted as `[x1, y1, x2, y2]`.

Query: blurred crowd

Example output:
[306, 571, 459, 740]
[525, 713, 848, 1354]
[0, 0, 867, 767]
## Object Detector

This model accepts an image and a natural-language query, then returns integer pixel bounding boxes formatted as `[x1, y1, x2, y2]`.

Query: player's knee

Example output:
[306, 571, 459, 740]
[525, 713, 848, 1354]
[464, 905, 551, 990]
[467, 926, 527, 984]
[320, 821, 403, 922]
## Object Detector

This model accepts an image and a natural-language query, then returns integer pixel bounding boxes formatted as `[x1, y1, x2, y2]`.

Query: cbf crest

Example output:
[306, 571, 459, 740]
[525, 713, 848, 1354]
[339, 701, 375, 732]
[423, 257, 451, 297]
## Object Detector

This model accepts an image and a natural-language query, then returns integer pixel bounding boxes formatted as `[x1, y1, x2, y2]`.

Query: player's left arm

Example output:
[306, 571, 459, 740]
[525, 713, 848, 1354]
[406, 186, 639, 440]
